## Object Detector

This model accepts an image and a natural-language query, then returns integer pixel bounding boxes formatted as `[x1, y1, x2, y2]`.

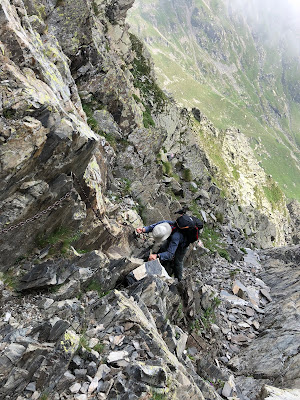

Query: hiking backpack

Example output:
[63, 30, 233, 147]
[176, 214, 204, 244]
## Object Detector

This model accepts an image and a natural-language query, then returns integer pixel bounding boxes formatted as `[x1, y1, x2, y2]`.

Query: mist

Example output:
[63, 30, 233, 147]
[225, 0, 300, 54]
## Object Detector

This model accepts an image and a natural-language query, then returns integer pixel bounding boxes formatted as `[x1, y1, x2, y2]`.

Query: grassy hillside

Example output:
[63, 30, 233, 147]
[128, 0, 300, 201]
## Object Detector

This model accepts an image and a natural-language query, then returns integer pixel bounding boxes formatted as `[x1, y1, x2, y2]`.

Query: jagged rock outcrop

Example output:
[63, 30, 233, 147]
[287, 200, 300, 244]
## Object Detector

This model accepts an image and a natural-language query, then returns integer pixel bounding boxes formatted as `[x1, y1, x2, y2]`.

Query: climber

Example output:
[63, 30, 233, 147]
[136, 212, 204, 281]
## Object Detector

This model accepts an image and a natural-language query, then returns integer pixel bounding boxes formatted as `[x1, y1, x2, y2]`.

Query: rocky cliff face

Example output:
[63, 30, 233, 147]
[0, 0, 300, 399]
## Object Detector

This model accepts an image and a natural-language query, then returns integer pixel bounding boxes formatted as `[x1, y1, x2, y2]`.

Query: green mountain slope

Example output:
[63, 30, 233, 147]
[128, 0, 300, 200]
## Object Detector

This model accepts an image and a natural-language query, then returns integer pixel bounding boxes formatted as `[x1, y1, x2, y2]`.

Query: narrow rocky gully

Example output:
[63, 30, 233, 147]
[0, 0, 299, 400]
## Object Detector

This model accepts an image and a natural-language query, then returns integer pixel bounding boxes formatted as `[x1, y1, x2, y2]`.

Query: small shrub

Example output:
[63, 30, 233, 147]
[240, 247, 247, 254]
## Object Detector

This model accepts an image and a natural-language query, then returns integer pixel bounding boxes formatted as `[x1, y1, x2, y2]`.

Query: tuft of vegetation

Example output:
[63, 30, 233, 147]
[2, 270, 18, 289]
[218, 249, 231, 261]
[199, 295, 221, 330]
[150, 392, 168, 400]
[201, 226, 231, 260]
[162, 161, 173, 176]
[183, 168, 192, 182]
[143, 106, 155, 128]
[93, 342, 105, 353]
[240, 247, 247, 254]
[3, 108, 16, 119]
[36, 227, 82, 256]
[78, 334, 92, 352]
[86, 280, 109, 298]
[132, 93, 142, 103]
[189, 200, 203, 220]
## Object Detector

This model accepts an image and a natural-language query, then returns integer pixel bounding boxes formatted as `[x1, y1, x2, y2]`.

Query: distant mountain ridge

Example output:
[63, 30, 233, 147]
[128, 0, 300, 201]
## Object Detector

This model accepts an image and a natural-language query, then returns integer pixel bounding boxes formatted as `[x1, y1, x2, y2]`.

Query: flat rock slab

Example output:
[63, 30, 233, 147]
[127, 260, 171, 282]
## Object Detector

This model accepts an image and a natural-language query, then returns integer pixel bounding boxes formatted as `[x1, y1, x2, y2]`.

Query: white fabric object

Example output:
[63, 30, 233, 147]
[152, 222, 172, 243]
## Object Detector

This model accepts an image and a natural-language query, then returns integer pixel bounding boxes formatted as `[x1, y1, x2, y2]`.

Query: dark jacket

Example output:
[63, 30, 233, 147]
[144, 220, 189, 261]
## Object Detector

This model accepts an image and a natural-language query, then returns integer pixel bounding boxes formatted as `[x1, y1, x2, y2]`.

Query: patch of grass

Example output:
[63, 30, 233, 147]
[93, 343, 105, 353]
[78, 334, 91, 352]
[201, 226, 231, 259]
[190, 318, 201, 332]
[189, 200, 203, 220]
[86, 280, 109, 298]
[132, 93, 142, 103]
[201, 308, 216, 330]
[190, 184, 198, 193]
[143, 106, 155, 128]
[232, 165, 240, 181]
[36, 228, 82, 255]
[240, 248, 247, 254]
[77, 249, 89, 254]
[162, 161, 173, 176]
[183, 168, 192, 182]
[2, 270, 18, 289]
[121, 178, 132, 196]
[263, 181, 285, 210]
[3, 108, 16, 119]
[201, 226, 221, 252]
[218, 249, 231, 262]
[150, 392, 168, 400]
[200, 296, 221, 330]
